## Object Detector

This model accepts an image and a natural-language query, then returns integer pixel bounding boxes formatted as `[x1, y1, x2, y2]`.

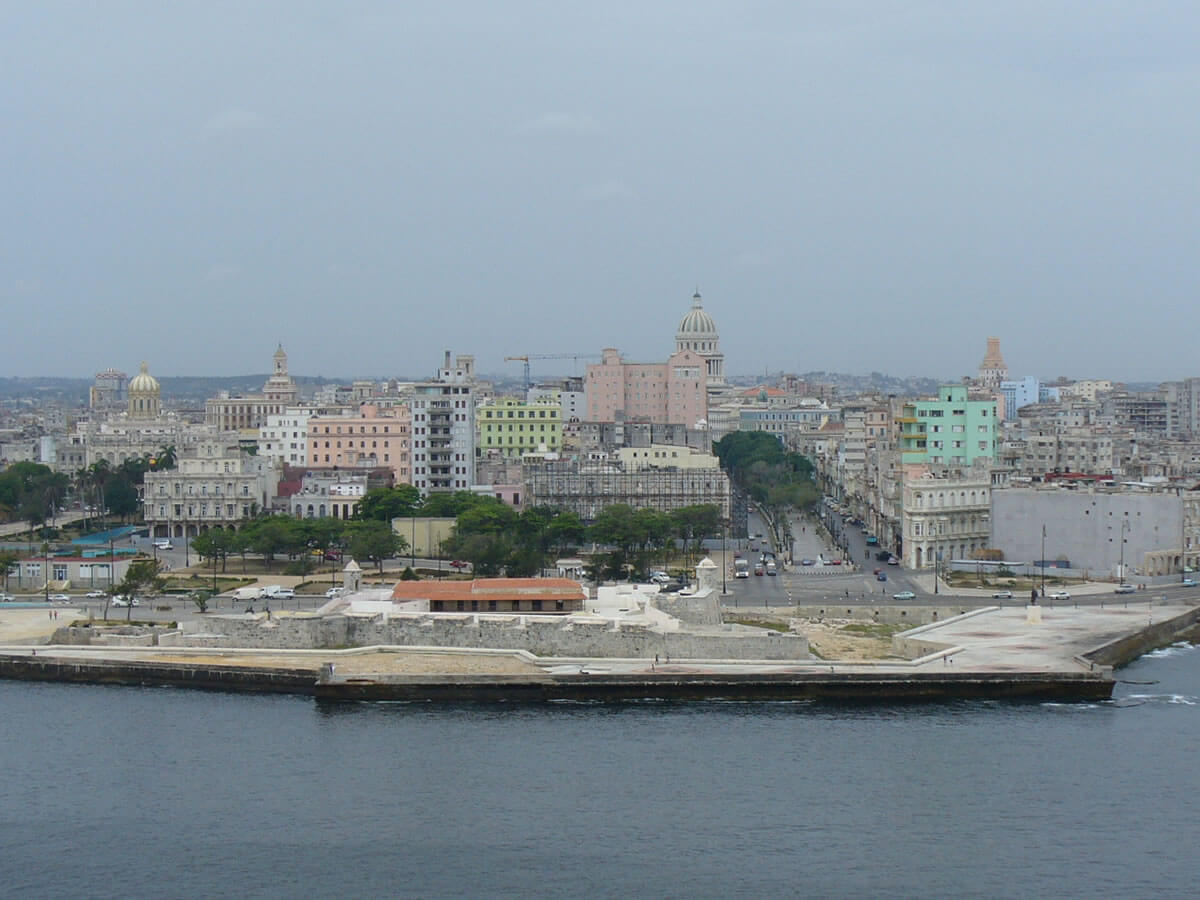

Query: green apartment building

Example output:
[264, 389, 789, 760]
[897, 385, 997, 466]
[477, 396, 562, 459]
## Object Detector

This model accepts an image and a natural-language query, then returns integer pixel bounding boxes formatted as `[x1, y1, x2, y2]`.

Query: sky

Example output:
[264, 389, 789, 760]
[3, 2, 1198, 384]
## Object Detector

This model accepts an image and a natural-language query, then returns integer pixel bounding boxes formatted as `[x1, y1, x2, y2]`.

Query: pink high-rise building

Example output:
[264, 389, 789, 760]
[585, 348, 708, 426]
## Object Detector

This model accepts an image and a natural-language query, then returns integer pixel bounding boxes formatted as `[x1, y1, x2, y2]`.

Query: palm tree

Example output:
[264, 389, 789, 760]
[152, 445, 177, 470]
[85, 459, 113, 532]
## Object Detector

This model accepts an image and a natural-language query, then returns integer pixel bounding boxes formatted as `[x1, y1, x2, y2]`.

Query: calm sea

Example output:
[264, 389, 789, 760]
[2, 645, 1198, 899]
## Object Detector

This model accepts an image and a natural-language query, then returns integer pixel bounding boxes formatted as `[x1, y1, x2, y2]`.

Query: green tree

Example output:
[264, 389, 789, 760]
[191, 589, 213, 614]
[243, 516, 291, 572]
[105, 476, 140, 520]
[228, 528, 252, 574]
[358, 484, 421, 522]
[419, 491, 486, 518]
[111, 558, 166, 622]
[346, 520, 407, 575]
[445, 532, 511, 577]
[151, 446, 177, 470]
[455, 500, 518, 536]
[116, 454, 151, 486]
[0, 549, 18, 591]
[192, 527, 240, 573]
[303, 517, 347, 561]
[544, 510, 586, 555]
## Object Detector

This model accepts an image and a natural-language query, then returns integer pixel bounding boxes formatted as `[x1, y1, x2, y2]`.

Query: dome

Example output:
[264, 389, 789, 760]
[676, 291, 717, 336]
[128, 361, 160, 393]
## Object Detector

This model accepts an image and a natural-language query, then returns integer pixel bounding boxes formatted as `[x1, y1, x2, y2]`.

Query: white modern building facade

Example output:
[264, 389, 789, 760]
[410, 352, 477, 496]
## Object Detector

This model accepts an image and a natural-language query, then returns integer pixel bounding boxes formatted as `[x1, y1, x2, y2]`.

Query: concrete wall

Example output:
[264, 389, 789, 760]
[653, 592, 723, 626]
[992, 489, 1181, 575]
[166, 612, 809, 660]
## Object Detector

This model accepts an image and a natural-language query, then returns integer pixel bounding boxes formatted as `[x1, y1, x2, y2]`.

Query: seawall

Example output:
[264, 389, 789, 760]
[1080, 604, 1200, 668]
[313, 670, 1114, 703]
[0, 654, 314, 694]
[0, 650, 1113, 703]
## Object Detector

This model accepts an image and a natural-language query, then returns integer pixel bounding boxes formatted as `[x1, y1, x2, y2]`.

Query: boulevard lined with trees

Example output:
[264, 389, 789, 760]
[3, 433, 817, 586]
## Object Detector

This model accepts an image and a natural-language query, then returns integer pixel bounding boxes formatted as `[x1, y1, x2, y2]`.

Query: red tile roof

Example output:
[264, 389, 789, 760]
[390, 577, 584, 604]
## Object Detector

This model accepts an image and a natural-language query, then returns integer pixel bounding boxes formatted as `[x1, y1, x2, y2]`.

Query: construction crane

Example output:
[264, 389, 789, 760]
[504, 353, 601, 390]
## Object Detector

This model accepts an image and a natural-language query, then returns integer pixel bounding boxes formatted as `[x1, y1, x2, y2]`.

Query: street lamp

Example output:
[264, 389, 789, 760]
[721, 519, 728, 595]
[1118, 518, 1130, 585]
[933, 525, 939, 595]
[1040, 523, 1046, 600]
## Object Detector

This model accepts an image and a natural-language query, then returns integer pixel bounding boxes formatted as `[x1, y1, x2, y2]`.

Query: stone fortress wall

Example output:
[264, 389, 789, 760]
[156, 612, 808, 660]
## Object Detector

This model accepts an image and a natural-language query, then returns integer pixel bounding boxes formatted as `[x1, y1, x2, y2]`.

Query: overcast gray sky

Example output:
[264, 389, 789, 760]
[3, 2, 1197, 384]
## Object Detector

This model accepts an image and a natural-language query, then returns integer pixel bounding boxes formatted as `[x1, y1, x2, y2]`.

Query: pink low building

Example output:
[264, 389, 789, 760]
[585, 347, 708, 426]
[307, 403, 411, 483]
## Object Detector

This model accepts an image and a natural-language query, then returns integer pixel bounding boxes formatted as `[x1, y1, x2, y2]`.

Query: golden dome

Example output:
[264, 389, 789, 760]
[128, 361, 160, 393]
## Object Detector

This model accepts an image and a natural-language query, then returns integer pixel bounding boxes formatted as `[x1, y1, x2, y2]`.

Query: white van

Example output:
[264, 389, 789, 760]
[154, 539, 173, 550]
[261, 585, 295, 601]
[232, 587, 263, 602]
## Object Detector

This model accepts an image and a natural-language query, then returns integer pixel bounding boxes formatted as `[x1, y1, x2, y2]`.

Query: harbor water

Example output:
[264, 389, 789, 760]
[2, 644, 1198, 898]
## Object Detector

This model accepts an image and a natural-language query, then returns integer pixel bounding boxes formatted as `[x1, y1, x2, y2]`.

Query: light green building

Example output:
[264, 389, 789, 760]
[477, 396, 562, 459]
[898, 385, 997, 466]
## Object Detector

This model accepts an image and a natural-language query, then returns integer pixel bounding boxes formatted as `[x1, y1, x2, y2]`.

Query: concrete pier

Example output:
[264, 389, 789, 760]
[1, 600, 1197, 703]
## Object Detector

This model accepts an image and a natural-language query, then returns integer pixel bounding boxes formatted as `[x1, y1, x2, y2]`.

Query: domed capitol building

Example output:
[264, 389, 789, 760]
[127, 361, 162, 420]
[675, 290, 726, 390]
[584, 289, 732, 429]
[57, 361, 223, 471]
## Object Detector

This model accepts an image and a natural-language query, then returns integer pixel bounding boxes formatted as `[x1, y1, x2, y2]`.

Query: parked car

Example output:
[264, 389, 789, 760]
[85, 590, 106, 599]
[875, 550, 891, 562]
[828, 559, 842, 566]
[1048, 590, 1070, 600]
[110, 596, 139, 607]
[48, 593, 70, 602]
[325, 587, 345, 599]
[649, 572, 671, 585]
[154, 539, 173, 550]
[893, 591, 916, 601]
[754, 564, 764, 576]
[992, 590, 1013, 599]
[800, 559, 815, 566]
[887, 556, 900, 566]
[261, 586, 295, 601]
[865, 535, 879, 545]
[449, 560, 468, 569]
[1114, 584, 1136, 594]
[0, 592, 14, 603]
